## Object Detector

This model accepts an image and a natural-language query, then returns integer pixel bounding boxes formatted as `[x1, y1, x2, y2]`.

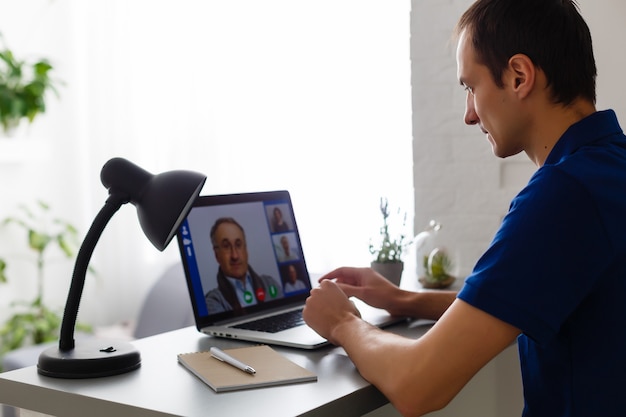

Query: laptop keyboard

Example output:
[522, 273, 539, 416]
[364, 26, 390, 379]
[232, 309, 305, 333]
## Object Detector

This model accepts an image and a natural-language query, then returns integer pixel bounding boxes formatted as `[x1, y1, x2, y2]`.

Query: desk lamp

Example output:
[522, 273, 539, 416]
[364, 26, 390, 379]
[37, 157, 206, 378]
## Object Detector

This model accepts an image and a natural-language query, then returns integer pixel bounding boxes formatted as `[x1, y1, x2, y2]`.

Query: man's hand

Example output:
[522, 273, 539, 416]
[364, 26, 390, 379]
[315, 266, 458, 321]
[302, 279, 362, 345]
[317, 267, 402, 312]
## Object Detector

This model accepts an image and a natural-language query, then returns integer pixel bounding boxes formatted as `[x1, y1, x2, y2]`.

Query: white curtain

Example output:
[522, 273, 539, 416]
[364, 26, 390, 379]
[0, 0, 412, 325]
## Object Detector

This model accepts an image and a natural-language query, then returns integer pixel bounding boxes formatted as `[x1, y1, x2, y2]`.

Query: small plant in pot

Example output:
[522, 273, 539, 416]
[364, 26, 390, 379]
[419, 247, 456, 289]
[369, 197, 410, 286]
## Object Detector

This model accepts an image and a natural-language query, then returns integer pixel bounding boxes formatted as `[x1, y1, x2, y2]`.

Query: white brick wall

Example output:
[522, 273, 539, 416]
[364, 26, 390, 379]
[374, 2, 625, 416]
[411, 0, 535, 278]
[410, 0, 624, 279]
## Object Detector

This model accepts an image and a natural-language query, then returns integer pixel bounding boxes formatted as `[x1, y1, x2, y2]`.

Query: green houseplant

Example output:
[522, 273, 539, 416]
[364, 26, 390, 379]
[413, 219, 456, 289]
[419, 247, 456, 289]
[0, 201, 90, 370]
[369, 197, 410, 285]
[0, 33, 60, 135]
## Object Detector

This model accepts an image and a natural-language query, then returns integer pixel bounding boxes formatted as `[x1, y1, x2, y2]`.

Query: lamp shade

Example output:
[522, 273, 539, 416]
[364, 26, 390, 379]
[101, 157, 207, 251]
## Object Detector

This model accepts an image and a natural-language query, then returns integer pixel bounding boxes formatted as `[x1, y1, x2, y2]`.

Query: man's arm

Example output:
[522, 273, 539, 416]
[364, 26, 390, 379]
[382, 288, 458, 320]
[318, 267, 457, 320]
[303, 280, 520, 417]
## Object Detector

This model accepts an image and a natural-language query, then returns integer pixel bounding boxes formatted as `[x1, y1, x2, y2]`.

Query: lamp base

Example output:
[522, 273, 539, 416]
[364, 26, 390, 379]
[37, 339, 141, 378]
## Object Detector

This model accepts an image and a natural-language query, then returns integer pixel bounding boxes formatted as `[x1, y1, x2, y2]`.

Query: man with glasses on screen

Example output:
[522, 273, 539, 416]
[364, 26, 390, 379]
[206, 217, 283, 314]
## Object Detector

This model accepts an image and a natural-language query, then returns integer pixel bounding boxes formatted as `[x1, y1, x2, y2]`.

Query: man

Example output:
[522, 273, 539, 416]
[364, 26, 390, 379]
[303, 1, 626, 416]
[283, 264, 307, 293]
[205, 217, 283, 314]
[277, 235, 299, 262]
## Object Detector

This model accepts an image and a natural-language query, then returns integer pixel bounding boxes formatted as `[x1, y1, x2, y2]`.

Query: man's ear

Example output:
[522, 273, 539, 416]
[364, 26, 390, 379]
[507, 54, 535, 99]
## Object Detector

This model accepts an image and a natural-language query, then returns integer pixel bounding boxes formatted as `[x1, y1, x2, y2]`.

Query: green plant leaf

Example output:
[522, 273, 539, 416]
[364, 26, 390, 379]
[369, 197, 410, 263]
[0, 258, 6, 283]
[0, 39, 60, 133]
[56, 235, 74, 257]
[28, 229, 50, 253]
[33, 60, 52, 77]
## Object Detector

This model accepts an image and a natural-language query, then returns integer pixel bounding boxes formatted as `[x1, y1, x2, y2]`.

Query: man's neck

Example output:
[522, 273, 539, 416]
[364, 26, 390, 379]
[524, 99, 596, 167]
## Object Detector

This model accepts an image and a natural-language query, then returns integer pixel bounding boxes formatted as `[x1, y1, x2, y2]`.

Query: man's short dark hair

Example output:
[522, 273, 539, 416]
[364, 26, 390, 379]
[455, 0, 596, 105]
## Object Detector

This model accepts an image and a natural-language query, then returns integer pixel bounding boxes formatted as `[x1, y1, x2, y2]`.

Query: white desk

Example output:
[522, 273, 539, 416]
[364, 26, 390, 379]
[0, 321, 432, 417]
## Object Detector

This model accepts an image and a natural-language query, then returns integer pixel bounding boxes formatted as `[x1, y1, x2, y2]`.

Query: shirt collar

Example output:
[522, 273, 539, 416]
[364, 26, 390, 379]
[545, 110, 623, 165]
[226, 272, 252, 290]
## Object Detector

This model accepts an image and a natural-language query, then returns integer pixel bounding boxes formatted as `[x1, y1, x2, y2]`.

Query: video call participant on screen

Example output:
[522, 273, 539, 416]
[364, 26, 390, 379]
[270, 206, 291, 232]
[205, 217, 283, 314]
[283, 264, 307, 294]
[277, 235, 299, 262]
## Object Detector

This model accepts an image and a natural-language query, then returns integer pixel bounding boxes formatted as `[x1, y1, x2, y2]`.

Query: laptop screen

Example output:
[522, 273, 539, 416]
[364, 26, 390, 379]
[176, 190, 312, 327]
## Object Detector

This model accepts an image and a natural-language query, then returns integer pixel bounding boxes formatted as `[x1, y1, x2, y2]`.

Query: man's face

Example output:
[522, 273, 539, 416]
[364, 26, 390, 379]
[456, 30, 525, 158]
[213, 222, 249, 279]
[288, 265, 297, 283]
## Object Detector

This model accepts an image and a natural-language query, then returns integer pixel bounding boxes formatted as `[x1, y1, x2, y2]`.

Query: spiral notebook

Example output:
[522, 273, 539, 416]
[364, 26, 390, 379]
[177, 345, 317, 392]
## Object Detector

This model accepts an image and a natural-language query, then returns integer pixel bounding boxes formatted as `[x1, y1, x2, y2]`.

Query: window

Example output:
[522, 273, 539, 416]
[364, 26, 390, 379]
[81, 0, 413, 276]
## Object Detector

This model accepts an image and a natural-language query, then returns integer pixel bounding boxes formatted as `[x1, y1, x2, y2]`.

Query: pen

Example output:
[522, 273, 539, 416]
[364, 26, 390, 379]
[210, 347, 256, 375]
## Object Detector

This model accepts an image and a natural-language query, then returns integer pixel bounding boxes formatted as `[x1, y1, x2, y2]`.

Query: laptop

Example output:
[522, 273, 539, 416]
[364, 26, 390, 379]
[176, 190, 405, 349]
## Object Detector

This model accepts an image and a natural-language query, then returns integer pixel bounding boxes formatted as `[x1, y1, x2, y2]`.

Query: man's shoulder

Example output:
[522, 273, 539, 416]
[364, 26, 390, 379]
[205, 287, 226, 300]
[258, 273, 278, 283]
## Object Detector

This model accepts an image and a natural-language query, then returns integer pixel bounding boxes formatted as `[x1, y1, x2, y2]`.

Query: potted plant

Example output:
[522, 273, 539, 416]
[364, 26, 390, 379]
[418, 247, 456, 289]
[0, 33, 60, 135]
[369, 197, 410, 286]
[0, 201, 91, 371]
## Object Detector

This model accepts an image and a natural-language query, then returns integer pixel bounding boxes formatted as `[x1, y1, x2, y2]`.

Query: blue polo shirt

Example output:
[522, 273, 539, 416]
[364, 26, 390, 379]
[458, 110, 626, 417]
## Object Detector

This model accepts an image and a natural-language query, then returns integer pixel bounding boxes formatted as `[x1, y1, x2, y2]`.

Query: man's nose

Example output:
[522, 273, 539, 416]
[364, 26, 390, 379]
[464, 94, 479, 126]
